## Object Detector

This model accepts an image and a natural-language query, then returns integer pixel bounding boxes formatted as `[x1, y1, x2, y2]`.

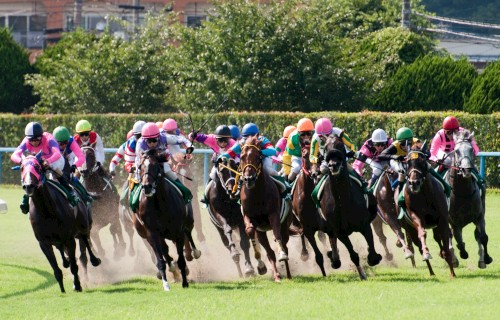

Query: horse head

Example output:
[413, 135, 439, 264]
[216, 157, 240, 199]
[80, 146, 97, 178]
[324, 135, 346, 176]
[139, 149, 164, 197]
[406, 148, 429, 194]
[239, 135, 262, 189]
[453, 130, 475, 179]
[21, 154, 43, 196]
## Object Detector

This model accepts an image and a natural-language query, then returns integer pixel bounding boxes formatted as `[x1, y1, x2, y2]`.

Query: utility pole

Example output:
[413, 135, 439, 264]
[74, 0, 83, 30]
[402, 0, 411, 29]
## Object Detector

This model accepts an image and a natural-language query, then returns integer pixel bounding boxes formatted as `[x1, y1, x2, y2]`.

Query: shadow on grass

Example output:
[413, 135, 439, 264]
[0, 263, 55, 299]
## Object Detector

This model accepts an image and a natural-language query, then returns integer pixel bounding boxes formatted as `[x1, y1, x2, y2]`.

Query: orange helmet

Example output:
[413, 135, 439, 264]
[297, 118, 314, 132]
[155, 121, 163, 129]
[283, 125, 296, 138]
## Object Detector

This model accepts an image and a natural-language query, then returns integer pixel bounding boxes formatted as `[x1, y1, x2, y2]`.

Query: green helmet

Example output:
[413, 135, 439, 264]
[396, 127, 413, 141]
[53, 126, 70, 142]
[75, 120, 92, 133]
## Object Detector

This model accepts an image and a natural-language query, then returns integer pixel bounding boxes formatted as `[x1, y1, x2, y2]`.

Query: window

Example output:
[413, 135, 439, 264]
[187, 16, 206, 28]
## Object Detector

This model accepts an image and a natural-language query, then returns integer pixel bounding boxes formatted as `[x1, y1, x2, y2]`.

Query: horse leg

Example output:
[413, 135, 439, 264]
[281, 218, 292, 280]
[80, 234, 101, 267]
[66, 238, 82, 292]
[57, 244, 70, 268]
[452, 224, 468, 260]
[90, 226, 106, 259]
[411, 215, 432, 261]
[475, 218, 493, 268]
[304, 231, 326, 276]
[175, 237, 189, 288]
[121, 205, 136, 256]
[237, 220, 255, 277]
[438, 221, 456, 278]
[257, 231, 281, 282]
[147, 234, 171, 291]
[317, 231, 330, 252]
[269, 210, 288, 262]
[371, 216, 392, 261]
[109, 218, 126, 260]
[217, 224, 243, 278]
[327, 233, 341, 269]
[76, 238, 89, 281]
[338, 234, 366, 280]
[185, 228, 202, 259]
[444, 229, 459, 267]
[244, 215, 266, 275]
[362, 223, 383, 267]
[39, 241, 65, 293]
[405, 229, 417, 268]
[300, 234, 309, 261]
[191, 189, 207, 245]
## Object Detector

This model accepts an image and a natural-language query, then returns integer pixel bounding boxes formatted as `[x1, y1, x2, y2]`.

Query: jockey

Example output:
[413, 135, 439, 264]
[162, 118, 194, 157]
[219, 123, 278, 176]
[309, 118, 357, 180]
[134, 122, 193, 203]
[430, 116, 483, 185]
[53, 126, 93, 204]
[285, 118, 315, 182]
[109, 130, 134, 176]
[274, 125, 296, 176]
[228, 125, 241, 141]
[11, 122, 78, 213]
[189, 125, 236, 180]
[352, 128, 393, 188]
[123, 120, 146, 175]
[74, 119, 105, 166]
[380, 127, 450, 217]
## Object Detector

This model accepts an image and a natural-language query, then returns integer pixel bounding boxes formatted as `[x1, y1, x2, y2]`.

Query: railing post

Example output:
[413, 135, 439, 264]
[480, 155, 486, 178]
[203, 153, 209, 185]
[0, 152, 3, 184]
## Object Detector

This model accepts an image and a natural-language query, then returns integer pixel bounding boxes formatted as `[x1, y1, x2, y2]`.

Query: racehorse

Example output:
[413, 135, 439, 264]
[401, 145, 456, 277]
[291, 145, 327, 276]
[207, 158, 256, 277]
[320, 136, 382, 280]
[447, 130, 492, 268]
[19, 154, 100, 292]
[373, 170, 415, 263]
[238, 135, 291, 281]
[80, 146, 126, 260]
[171, 153, 207, 248]
[133, 149, 195, 290]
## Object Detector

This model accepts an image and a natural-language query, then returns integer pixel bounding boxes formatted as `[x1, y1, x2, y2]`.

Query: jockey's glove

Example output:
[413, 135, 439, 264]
[110, 170, 116, 177]
[185, 146, 194, 155]
[71, 164, 77, 172]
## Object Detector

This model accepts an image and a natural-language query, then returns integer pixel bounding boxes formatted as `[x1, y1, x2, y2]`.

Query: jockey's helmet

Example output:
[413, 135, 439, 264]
[132, 120, 146, 135]
[228, 125, 240, 139]
[314, 118, 332, 135]
[371, 128, 388, 143]
[163, 118, 177, 132]
[297, 118, 314, 133]
[142, 122, 160, 139]
[396, 127, 413, 142]
[53, 126, 71, 142]
[25, 122, 43, 139]
[155, 121, 163, 129]
[127, 130, 134, 140]
[241, 123, 259, 137]
[214, 125, 231, 138]
[283, 125, 296, 139]
[443, 116, 459, 130]
[75, 120, 92, 133]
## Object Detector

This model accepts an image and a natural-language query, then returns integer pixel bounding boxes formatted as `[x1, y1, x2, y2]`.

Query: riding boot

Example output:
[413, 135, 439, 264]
[20, 194, 29, 214]
[71, 177, 93, 204]
[429, 169, 451, 198]
[57, 177, 79, 207]
[173, 178, 193, 204]
[397, 181, 407, 219]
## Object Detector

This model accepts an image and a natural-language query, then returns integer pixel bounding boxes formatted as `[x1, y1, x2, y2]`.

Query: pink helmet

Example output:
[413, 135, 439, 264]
[142, 122, 160, 139]
[315, 118, 333, 135]
[126, 130, 134, 140]
[163, 118, 177, 131]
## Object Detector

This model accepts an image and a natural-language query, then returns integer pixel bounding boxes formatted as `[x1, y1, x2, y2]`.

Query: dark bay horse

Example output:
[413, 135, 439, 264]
[447, 131, 492, 268]
[19, 154, 100, 293]
[207, 158, 256, 277]
[81, 146, 126, 260]
[133, 149, 195, 290]
[291, 145, 327, 276]
[320, 136, 382, 280]
[402, 147, 456, 277]
[239, 136, 291, 281]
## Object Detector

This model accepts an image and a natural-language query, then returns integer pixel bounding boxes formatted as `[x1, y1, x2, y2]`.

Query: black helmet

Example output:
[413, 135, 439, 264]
[25, 122, 43, 139]
[214, 125, 231, 138]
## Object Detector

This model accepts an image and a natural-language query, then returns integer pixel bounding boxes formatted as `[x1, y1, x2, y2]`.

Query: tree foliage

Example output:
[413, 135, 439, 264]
[374, 54, 477, 111]
[464, 60, 500, 114]
[0, 28, 37, 113]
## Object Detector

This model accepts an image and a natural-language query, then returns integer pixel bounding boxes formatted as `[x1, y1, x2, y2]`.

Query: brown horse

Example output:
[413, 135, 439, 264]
[206, 158, 257, 277]
[373, 170, 415, 262]
[320, 136, 382, 280]
[239, 135, 291, 281]
[401, 146, 456, 277]
[291, 145, 327, 276]
[80, 146, 126, 260]
[133, 149, 194, 290]
[171, 153, 207, 247]
[447, 131, 492, 268]
[19, 154, 100, 293]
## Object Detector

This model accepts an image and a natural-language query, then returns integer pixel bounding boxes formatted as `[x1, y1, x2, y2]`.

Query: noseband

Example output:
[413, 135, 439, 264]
[217, 159, 240, 196]
[240, 144, 262, 184]
[406, 151, 427, 187]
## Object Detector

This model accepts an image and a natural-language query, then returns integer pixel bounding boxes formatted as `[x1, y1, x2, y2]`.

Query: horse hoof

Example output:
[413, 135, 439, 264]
[168, 262, 177, 273]
[404, 251, 414, 259]
[478, 261, 487, 269]
[332, 259, 341, 269]
[326, 251, 333, 260]
[278, 252, 289, 262]
[485, 255, 493, 264]
[185, 254, 193, 262]
[300, 251, 309, 262]
[163, 281, 171, 291]
[185, 266, 190, 276]
[385, 253, 394, 261]
[460, 251, 469, 259]
[156, 271, 162, 280]
[368, 253, 382, 266]
[395, 240, 403, 248]
[182, 281, 189, 288]
[193, 249, 202, 259]
[90, 257, 101, 267]
[257, 261, 267, 275]
[422, 253, 432, 261]
[244, 266, 255, 277]
[73, 284, 82, 292]
[452, 257, 460, 268]
[274, 274, 282, 282]
[62, 260, 70, 269]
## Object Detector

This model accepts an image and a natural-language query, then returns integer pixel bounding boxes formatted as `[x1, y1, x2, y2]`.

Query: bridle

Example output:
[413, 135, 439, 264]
[406, 150, 427, 191]
[239, 143, 262, 187]
[139, 154, 162, 197]
[216, 158, 241, 197]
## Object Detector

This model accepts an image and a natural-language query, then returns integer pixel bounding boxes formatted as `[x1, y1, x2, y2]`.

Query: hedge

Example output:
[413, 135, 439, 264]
[1, 111, 499, 186]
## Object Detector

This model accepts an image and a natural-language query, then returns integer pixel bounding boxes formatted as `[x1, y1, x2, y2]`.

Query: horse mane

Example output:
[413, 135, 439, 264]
[244, 135, 260, 148]
[455, 129, 472, 143]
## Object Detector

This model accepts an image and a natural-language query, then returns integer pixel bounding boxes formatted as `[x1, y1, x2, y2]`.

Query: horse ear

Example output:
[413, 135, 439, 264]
[469, 131, 474, 139]
[421, 140, 428, 153]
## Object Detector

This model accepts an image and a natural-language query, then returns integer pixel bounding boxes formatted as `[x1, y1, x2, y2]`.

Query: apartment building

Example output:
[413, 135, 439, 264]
[0, 0, 212, 49]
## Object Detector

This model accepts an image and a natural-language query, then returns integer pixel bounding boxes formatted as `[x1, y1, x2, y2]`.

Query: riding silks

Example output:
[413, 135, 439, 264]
[311, 175, 328, 208]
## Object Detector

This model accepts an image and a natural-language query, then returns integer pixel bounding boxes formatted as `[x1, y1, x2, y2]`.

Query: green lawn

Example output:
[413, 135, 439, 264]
[1, 185, 499, 320]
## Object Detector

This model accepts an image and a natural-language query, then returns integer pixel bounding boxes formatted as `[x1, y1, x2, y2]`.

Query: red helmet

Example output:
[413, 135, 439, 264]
[443, 116, 459, 130]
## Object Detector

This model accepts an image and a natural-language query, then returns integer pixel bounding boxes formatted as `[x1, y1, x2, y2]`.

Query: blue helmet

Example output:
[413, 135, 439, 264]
[241, 123, 259, 137]
[228, 125, 240, 139]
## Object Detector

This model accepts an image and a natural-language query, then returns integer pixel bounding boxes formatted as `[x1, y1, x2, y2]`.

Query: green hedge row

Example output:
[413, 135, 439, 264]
[1, 111, 499, 185]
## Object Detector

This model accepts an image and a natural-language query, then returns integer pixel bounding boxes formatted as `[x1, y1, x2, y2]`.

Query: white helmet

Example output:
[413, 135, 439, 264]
[133, 120, 146, 135]
[371, 128, 388, 143]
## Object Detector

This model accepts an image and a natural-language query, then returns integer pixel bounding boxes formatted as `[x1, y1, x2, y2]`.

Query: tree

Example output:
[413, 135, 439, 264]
[464, 60, 500, 114]
[374, 54, 477, 111]
[0, 28, 37, 113]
